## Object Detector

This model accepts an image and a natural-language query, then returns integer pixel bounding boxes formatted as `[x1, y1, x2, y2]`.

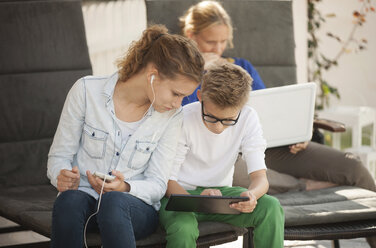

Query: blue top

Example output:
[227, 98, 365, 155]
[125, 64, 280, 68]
[182, 57, 266, 106]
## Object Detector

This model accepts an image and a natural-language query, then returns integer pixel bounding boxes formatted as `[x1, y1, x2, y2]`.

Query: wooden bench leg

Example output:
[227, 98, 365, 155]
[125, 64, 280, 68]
[243, 228, 254, 248]
[332, 239, 340, 248]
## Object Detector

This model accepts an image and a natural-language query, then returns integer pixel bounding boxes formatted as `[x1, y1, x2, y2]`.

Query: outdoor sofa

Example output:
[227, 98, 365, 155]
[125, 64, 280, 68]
[0, 0, 375, 247]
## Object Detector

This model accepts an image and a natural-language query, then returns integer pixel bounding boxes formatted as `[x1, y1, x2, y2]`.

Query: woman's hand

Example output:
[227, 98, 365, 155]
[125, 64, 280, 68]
[57, 166, 80, 192]
[289, 141, 309, 154]
[230, 191, 257, 213]
[200, 188, 222, 196]
[86, 170, 129, 194]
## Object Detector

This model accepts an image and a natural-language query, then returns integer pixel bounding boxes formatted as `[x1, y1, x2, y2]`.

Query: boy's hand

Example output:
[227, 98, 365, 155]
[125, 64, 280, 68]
[200, 188, 222, 196]
[57, 166, 80, 192]
[87, 170, 129, 194]
[230, 191, 257, 213]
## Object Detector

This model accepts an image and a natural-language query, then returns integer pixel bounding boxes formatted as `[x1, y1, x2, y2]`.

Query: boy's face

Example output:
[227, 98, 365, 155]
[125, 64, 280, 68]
[200, 100, 241, 134]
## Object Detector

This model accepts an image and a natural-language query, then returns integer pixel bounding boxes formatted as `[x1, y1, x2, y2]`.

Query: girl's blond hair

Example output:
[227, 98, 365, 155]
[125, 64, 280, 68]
[179, 1, 234, 48]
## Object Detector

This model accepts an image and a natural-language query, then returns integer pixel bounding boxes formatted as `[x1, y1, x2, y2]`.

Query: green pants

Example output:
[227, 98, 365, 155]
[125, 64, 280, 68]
[159, 186, 284, 248]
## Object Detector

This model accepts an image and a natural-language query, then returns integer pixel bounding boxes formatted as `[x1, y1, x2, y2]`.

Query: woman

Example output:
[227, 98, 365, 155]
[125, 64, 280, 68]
[179, 0, 376, 193]
[47, 25, 204, 247]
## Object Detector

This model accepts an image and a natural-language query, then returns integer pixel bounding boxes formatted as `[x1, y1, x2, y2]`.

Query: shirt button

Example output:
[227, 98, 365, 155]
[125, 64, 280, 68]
[116, 152, 120, 156]
[146, 147, 150, 151]
[92, 132, 95, 137]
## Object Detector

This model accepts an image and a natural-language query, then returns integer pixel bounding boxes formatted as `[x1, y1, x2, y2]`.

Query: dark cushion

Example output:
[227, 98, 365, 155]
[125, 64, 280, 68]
[18, 212, 245, 246]
[275, 186, 376, 226]
[0, 0, 92, 187]
[234, 155, 376, 226]
[0, 0, 91, 75]
[18, 209, 247, 246]
[0, 185, 57, 224]
[145, 0, 296, 87]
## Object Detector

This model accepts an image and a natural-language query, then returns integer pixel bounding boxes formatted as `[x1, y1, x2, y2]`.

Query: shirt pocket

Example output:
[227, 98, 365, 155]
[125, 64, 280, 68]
[129, 140, 158, 169]
[82, 124, 108, 159]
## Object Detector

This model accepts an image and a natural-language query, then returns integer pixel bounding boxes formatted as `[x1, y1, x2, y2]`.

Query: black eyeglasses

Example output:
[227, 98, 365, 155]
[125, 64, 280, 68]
[201, 101, 241, 126]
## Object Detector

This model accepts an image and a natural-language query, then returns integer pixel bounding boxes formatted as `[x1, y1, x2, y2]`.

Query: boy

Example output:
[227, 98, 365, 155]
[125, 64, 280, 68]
[159, 63, 284, 248]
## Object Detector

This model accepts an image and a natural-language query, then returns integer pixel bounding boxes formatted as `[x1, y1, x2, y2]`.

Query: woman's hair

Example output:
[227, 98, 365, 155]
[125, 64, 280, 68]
[117, 24, 204, 83]
[179, 0, 233, 48]
[201, 63, 252, 108]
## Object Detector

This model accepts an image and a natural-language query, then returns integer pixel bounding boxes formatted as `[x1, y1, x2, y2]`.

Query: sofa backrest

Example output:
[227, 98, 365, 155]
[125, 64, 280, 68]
[145, 0, 296, 88]
[146, 0, 297, 187]
[0, 0, 92, 187]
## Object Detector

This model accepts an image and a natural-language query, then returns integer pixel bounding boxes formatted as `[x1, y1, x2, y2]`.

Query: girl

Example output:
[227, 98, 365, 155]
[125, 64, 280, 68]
[47, 25, 204, 247]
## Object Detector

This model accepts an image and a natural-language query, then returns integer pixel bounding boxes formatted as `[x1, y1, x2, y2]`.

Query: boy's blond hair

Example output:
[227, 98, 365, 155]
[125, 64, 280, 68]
[201, 63, 253, 108]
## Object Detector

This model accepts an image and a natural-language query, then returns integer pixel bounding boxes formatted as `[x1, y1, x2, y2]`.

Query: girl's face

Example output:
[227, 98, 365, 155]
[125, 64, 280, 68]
[190, 24, 230, 56]
[151, 74, 198, 112]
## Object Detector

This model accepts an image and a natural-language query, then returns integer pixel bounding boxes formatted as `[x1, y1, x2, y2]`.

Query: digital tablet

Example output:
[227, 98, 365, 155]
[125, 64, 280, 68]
[165, 194, 249, 214]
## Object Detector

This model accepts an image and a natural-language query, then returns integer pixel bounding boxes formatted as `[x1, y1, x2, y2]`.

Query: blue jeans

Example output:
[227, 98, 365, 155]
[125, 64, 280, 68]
[51, 190, 158, 248]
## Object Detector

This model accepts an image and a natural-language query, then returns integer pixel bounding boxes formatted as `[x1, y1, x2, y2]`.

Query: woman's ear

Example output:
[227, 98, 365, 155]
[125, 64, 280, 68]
[147, 67, 159, 84]
[197, 89, 202, 101]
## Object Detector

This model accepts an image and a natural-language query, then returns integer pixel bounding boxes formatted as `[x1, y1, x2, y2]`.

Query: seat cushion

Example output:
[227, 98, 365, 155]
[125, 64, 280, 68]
[0, 185, 57, 223]
[2, 184, 246, 246]
[20, 210, 246, 246]
[275, 186, 376, 226]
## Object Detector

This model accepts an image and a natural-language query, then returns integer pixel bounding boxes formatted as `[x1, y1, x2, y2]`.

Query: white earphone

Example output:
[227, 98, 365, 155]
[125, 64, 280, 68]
[150, 74, 155, 85]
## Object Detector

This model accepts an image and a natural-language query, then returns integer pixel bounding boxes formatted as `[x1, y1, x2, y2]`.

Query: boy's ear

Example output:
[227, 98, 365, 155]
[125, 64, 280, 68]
[185, 29, 194, 39]
[197, 89, 202, 101]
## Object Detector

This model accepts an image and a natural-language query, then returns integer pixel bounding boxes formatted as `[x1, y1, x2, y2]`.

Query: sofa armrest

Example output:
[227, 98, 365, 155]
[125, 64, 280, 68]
[313, 118, 346, 132]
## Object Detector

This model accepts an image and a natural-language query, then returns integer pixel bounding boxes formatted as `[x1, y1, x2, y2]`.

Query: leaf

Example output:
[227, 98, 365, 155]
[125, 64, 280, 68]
[325, 13, 336, 18]
[353, 11, 361, 17]
[322, 84, 330, 95]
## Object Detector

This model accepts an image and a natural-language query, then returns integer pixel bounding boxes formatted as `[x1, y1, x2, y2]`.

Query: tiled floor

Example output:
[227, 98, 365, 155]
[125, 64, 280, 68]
[0, 217, 370, 247]
[216, 236, 370, 248]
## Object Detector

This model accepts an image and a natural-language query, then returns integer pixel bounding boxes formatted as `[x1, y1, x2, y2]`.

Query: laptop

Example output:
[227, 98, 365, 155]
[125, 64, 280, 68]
[165, 194, 249, 214]
[247, 83, 317, 148]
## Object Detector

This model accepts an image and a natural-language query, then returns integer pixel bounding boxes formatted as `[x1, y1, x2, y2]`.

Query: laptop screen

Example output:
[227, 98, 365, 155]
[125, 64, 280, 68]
[247, 83, 316, 148]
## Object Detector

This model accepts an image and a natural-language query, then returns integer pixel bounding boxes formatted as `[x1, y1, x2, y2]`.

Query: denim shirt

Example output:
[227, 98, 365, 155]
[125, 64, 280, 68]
[47, 73, 183, 210]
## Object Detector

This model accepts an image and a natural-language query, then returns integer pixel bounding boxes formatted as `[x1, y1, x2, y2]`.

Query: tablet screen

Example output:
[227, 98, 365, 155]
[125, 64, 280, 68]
[165, 194, 249, 214]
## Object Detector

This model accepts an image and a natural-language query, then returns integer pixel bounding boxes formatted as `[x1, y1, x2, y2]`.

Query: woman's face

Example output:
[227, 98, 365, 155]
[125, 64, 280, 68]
[190, 24, 230, 56]
[151, 74, 198, 112]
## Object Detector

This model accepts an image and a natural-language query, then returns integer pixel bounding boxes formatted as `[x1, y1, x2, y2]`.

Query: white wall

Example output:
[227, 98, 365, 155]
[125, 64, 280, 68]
[292, 0, 308, 84]
[293, 0, 376, 109]
[319, 0, 376, 109]
[82, 0, 146, 76]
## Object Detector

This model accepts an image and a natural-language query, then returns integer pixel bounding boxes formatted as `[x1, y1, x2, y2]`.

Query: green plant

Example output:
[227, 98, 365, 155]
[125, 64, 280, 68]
[307, 0, 375, 109]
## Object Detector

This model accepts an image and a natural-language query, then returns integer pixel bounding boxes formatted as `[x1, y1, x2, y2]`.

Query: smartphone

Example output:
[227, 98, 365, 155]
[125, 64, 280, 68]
[93, 171, 115, 182]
